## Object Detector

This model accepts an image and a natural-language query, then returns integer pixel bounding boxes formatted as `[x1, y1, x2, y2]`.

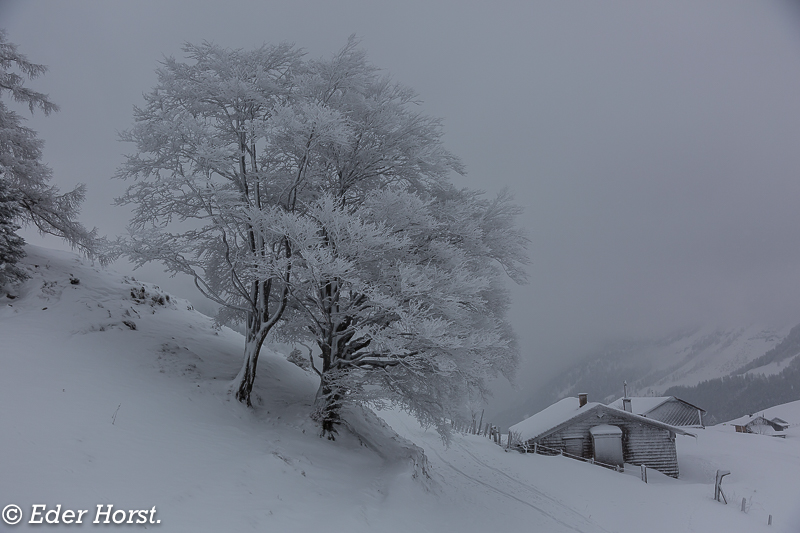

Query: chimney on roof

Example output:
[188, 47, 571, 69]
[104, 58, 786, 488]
[578, 393, 588, 408]
[623, 380, 628, 398]
[623, 398, 632, 413]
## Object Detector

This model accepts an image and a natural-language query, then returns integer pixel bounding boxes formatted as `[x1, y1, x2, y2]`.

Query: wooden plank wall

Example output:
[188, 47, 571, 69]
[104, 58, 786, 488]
[623, 425, 678, 478]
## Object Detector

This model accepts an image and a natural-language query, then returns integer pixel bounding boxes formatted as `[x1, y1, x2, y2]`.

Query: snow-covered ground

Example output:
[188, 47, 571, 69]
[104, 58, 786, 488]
[1, 246, 798, 532]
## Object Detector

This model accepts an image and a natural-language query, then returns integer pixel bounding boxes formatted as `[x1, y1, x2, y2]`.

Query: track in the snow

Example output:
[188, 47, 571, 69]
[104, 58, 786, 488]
[429, 441, 612, 533]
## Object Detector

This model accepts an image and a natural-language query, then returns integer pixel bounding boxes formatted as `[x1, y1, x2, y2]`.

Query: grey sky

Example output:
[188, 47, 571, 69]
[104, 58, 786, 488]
[5, 1, 800, 409]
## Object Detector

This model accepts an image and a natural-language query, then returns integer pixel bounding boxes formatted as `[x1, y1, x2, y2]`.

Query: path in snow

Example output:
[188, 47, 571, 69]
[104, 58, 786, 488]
[382, 410, 608, 533]
[429, 445, 608, 533]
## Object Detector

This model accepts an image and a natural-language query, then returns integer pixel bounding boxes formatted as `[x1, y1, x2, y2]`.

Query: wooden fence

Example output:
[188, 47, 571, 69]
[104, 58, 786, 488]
[449, 416, 508, 446]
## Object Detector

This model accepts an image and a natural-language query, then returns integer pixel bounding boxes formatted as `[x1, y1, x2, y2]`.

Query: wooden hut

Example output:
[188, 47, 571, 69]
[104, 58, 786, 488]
[769, 417, 789, 431]
[734, 415, 789, 435]
[509, 396, 695, 478]
[607, 396, 706, 427]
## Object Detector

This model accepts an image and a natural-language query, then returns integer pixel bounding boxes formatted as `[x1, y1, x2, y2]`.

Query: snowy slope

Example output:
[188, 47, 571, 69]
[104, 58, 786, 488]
[1, 246, 799, 532]
[590, 324, 793, 394]
[501, 324, 794, 427]
[0, 246, 421, 532]
[744, 355, 800, 378]
[724, 400, 800, 428]
[644, 324, 792, 391]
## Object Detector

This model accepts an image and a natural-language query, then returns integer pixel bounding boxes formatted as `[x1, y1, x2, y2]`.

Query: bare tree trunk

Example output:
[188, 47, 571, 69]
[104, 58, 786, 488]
[313, 373, 343, 440]
[234, 314, 269, 407]
[233, 224, 290, 406]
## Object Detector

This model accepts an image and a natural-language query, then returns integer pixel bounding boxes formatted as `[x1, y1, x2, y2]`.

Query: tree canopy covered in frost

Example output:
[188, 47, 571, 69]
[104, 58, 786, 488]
[116, 41, 305, 405]
[276, 187, 527, 439]
[116, 37, 528, 438]
[0, 175, 26, 285]
[0, 30, 98, 265]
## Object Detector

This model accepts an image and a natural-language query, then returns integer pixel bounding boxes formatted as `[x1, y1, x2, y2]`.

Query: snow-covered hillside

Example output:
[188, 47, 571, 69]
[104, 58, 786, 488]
[1, 246, 798, 532]
[644, 325, 793, 391]
[499, 323, 797, 428]
[723, 400, 800, 429]
[587, 324, 793, 396]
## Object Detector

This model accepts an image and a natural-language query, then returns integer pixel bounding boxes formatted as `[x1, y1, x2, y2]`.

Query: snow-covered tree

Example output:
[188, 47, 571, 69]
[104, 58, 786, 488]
[0, 176, 26, 286]
[274, 40, 526, 438]
[117, 39, 529, 434]
[0, 30, 98, 258]
[273, 187, 526, 439]
[298, 37, 462, 202]
[115, 41, 306, 405]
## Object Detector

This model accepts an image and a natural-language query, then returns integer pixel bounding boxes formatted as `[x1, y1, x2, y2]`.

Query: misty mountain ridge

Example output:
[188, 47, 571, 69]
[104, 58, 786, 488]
[666, 324, 800, 423]
[499, 322, 800, 427]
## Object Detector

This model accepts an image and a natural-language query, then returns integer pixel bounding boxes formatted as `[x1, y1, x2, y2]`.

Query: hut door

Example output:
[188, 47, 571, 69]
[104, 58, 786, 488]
[589, 425, 624, 468]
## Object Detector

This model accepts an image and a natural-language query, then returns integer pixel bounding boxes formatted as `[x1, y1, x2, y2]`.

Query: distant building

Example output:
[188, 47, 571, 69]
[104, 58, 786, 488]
[733, 415, 789, 435]
[509, 395, 695, 478]
[771, 417, 790, 431]
[608, 396, 706, 427]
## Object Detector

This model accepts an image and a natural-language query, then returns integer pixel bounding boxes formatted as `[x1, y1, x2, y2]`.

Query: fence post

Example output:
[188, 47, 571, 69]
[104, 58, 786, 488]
[741, 498, 746, 513]
[714, 470, 730, 504]
[641, 464, 647, 483]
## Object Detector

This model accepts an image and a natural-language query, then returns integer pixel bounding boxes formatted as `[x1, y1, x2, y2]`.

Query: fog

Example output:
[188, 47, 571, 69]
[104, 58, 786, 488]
[6, 0, 800, 408]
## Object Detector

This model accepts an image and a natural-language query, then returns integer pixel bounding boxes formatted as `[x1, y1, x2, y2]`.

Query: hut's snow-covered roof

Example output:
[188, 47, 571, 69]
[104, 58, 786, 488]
[727, 412, 768, 426]
[509, 397, 602, 441]
[608, 396, 670, 414]
[608, 396, 706, 415]
[509, 397, 696, 443]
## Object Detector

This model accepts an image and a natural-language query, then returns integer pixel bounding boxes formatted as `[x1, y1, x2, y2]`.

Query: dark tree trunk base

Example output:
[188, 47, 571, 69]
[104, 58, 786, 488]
[314, 378, 342, 440]
[235, 379, 254, 408]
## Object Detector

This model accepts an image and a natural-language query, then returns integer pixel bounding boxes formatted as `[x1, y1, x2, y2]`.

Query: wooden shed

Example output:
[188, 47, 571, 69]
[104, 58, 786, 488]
[771, 417, 790, 431]
[608, 396, 706, 427]
[734, 415, 789, 435]
[509, 396, 695, 478]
